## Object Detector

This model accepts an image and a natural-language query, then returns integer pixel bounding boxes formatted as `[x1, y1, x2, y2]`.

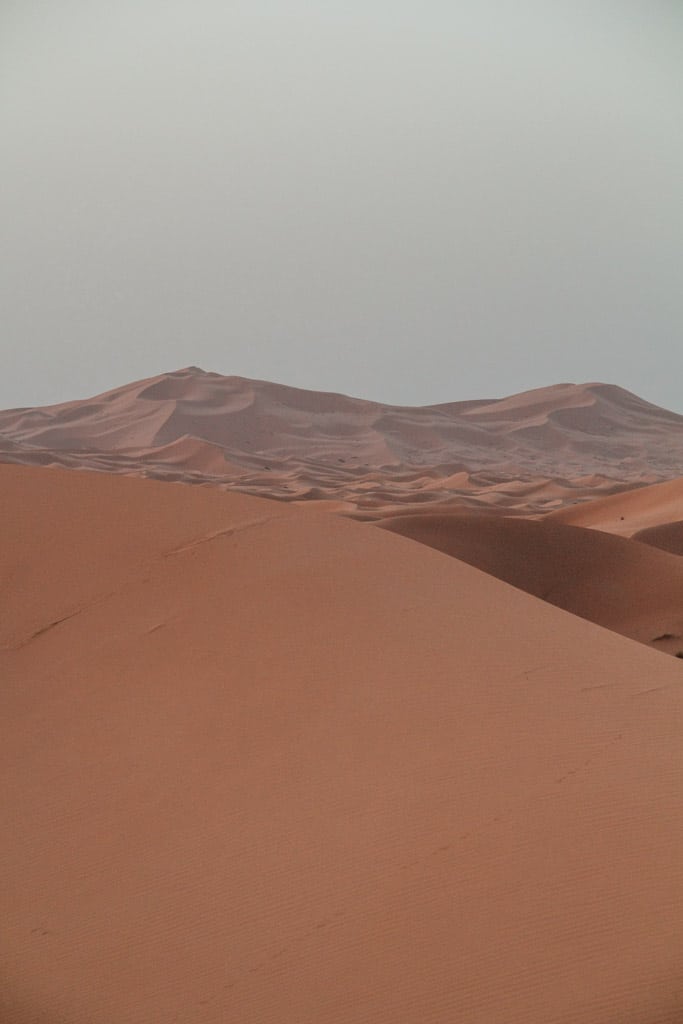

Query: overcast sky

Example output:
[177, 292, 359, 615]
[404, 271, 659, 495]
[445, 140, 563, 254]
[2, 1, 682, 411]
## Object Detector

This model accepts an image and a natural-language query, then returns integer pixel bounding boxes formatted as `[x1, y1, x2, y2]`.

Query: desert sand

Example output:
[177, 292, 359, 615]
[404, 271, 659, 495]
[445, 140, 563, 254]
[634, 520, 683, 556]
[3, 463, 683, 1024]
[4, 372, 683, 1023]
[378, 512, 683, 656]
[549, 476, 683, 538]
[2, 367, 683, 515]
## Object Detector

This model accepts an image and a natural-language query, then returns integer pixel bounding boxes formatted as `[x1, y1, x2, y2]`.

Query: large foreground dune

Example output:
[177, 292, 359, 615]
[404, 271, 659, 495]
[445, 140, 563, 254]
[3, 464, 683, 1023]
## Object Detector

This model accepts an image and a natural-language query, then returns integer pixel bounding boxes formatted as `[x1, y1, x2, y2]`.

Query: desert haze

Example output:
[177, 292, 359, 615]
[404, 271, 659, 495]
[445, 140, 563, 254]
[3, 370, 683, 1023]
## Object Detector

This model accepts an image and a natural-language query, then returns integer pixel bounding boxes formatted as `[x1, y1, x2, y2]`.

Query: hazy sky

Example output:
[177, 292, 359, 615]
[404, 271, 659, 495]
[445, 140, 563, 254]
[2, 1, 682, 410]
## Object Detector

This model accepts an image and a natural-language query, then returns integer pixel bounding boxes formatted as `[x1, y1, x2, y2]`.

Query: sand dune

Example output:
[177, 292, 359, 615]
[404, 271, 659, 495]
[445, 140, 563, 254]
[549, 476, 683, 536]
[2, 367, 683, 514]
[3, 464, 683, 1023]
[634, 520, 683, 556]
[379, 511, 683, 656]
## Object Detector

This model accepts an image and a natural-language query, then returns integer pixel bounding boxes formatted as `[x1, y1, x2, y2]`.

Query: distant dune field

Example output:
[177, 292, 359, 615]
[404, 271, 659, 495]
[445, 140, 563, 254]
[2, 366, 683, 515]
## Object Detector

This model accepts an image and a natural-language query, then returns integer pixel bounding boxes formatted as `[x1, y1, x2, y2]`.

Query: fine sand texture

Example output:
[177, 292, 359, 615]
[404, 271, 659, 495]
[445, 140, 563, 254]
[3, 464, 683, 1023]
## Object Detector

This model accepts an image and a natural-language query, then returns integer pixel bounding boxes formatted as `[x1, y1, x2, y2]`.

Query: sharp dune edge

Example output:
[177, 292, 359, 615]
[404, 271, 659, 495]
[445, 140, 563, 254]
[3, 464, 683, 1024]
[4, 371, 683, 1022]
[377, 513, 683, 656]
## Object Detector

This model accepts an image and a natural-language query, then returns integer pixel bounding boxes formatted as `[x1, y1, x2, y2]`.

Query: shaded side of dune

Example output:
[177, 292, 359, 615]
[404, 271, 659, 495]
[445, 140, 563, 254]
[634, 520, 683, 556]
[379, 511, 683, 655]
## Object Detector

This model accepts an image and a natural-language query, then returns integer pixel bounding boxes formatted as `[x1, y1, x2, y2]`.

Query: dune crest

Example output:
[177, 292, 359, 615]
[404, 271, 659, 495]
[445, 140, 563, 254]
[379, 511, 683, 656]
[4, 370, 683, 662]
[2, 368, 683, 514]
[549, 475, 683, 536]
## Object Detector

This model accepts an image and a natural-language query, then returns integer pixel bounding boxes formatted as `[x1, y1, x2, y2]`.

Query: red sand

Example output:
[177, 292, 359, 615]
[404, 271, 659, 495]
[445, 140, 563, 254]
[4, 372, 683, 1022]
[3, 463, 683, 1023]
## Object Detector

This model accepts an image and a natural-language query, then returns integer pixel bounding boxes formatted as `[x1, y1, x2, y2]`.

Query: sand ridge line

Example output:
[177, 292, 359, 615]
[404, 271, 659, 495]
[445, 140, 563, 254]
[5, 608, 86, 650]
[631, 684, 678, 698]
[3, 370, 683, 515]
[1, 592, 124, 652]
[2, 505, 287, 650]
[553, 732, 624, 785]
[163, 514, 286, 556]
[378, 511, 683, 658]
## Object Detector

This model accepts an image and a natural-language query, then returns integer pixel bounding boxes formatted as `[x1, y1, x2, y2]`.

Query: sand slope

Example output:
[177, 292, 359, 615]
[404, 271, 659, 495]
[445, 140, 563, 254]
[634, 520, 683, 556]
[379, 511, 683, 656]
[2, 368, 683, 514]
[3, 464, 683, 1023]
[549, 476, 683, 537]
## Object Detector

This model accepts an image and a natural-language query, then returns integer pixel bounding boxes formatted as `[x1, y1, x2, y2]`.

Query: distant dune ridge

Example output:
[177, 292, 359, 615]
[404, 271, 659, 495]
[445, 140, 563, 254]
[4, 463, 683, 1023]
[2, 366, 683, 514]
[3, 367, 683, 664]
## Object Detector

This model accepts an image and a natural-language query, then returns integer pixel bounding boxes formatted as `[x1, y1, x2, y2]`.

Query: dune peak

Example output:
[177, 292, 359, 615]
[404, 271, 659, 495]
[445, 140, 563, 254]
[0, 371, 682, 515]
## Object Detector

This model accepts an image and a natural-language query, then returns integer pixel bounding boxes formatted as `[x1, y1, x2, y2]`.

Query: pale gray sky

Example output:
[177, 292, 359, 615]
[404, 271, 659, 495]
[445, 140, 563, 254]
[2, 1, 682, 411]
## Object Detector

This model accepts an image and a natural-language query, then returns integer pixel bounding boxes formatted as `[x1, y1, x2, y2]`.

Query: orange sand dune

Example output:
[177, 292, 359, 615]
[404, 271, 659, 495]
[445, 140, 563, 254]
[4, 464, 683, 1023]
[379, 511, 683, 656]
[634, 520, 683, 556]
[549, 475, 683, 536]
[2, 368, 683, 514]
